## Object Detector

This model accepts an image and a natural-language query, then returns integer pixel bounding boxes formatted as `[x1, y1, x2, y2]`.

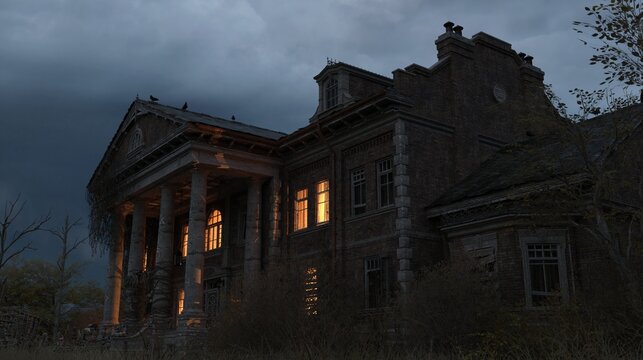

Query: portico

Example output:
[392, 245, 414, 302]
[91, 100, 283, 337]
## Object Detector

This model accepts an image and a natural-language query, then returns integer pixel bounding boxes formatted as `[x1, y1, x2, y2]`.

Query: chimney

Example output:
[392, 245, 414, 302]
[453, 25, 463, 36]
[524, 55, 533, 65]
[444, 21, 454, 33]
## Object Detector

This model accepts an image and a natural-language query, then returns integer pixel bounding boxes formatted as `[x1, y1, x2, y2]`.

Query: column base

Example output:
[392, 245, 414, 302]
[99, 321, 115, 338]
[178, 309, 206, 331]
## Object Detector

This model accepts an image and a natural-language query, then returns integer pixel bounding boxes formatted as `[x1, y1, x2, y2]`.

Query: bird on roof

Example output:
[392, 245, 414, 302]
[181, 102, 188, 111]
[150, 95, 159, 102]
[231, 115, 236, 120]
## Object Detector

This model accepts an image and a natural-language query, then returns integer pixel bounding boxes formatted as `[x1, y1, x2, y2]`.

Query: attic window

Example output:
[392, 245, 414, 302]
[325, 76, 338, 109]
[128, 128, 144, 155]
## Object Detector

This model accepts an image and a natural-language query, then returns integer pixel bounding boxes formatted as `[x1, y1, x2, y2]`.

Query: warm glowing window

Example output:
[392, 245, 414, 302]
[325, 76, 338, 109]
[177, 289, 185, 315]
[142, 250, 148, 272]
[351, 169, 366, 215]
[181, 224, 189, 257]
[205, 209, 223, 251]
[304, 267, 319, 315]
[294, 188, 308, 231]
[377, 158, 394, 208]
[316, 180, 330, 224]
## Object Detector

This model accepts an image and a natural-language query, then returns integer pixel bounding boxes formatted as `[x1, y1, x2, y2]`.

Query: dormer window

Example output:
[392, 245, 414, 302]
[325, 76, 338, 109]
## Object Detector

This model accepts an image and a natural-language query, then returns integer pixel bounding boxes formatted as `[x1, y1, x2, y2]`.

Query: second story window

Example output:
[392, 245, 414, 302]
[181, 223, 189, 258]
[351, 169, 366, 215]
[325, 76, 338, 109]
[316, 180, 330, 224]
[205, 209, 223, 251]
[377, 158, 394, 207]
[294, 188, 308, 231]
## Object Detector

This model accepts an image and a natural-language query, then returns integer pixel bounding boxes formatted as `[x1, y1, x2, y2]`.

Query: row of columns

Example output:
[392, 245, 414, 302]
[100, 168, 272, 335]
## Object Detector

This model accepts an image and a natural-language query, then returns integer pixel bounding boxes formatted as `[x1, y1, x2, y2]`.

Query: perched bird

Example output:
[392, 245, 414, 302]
[181, 102, 188, 111]
[231, 115, 236, 120]
[150, 95, 159, 102]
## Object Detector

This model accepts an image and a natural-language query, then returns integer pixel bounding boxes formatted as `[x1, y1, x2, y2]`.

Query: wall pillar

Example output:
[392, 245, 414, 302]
[151, 184, 174, 331]
[244, 178, 263, 285]
[124, 198, 147, 331]
[394, 119, 414, 294]
[99, 206, 125, 337]
[267, 175, 281, 263]
[179, 167, 208, 330]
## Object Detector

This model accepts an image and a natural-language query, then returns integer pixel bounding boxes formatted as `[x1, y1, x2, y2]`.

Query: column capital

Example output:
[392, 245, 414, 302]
[190, 162, 210, 176]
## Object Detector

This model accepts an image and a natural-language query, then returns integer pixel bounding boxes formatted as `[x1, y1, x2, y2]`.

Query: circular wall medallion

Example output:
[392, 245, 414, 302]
[493, 84, 507, 103]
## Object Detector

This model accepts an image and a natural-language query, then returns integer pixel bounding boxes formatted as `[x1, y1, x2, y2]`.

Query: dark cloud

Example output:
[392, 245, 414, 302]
[0, 0, 604, 285]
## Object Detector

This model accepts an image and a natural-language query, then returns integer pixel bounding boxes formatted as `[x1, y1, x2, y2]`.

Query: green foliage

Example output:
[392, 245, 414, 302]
[574, 0, 643, 86]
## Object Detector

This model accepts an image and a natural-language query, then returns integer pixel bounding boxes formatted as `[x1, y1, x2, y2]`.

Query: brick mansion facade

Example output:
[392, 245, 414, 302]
[88, 22, 642, 340]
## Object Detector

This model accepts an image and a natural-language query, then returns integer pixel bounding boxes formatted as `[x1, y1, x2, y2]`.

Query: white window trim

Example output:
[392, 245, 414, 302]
[377, 158, 394, 208]
[519, 229, 570, 308]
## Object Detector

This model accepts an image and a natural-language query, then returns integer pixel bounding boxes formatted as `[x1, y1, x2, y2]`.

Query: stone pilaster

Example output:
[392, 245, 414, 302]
[244, 178, 263, 284]
[267, 175, 281, 263]
[124, 199, 147, 331]
[179, 167, 208, 330]
[99, 207, 125, 337]
[394, 119, 413, 294]
[152, 184, 174, 331]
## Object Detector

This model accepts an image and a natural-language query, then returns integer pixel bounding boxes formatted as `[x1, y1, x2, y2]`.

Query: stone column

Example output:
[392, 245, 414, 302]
[244, 178, 263, 285]
[267, 175, 281, 263]
[99, 207, 125, 336]
[179, 167, 208, 330]
[394, 119, 414, 294]
[152, 184, 174, 331]
[124, 199, 146, 331]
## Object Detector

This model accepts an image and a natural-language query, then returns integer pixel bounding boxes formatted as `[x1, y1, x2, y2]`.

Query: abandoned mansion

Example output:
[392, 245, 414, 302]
[89, 23, 643, 340]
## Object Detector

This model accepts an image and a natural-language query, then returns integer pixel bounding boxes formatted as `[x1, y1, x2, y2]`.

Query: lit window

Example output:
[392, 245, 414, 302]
[527, 243, 561, 305]
[177, 289, 185, 315]
[325, 76, 338, 109]
[294, 188, 308, 231]
[365, 257, 389, 309]
[205, 209, 223, 251]
[316, 180, 330, 224]
[181, 223, 189, 257]
[377, 159, 394, 208]
[351, 169, 366, 215]
[142, 250, 148, 272]
[304, 267, 319, 315]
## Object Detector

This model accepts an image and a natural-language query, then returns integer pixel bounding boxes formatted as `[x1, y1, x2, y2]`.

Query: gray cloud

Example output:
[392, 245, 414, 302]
[0, 0, 606, 285]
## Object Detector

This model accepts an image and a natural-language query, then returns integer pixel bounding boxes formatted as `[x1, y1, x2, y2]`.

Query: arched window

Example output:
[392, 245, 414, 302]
[205, 209, 223, 251]
[128, 127, 144, 154]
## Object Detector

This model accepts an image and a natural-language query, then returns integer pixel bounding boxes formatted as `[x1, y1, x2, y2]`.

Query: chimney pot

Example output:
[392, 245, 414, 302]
[453, 25, 463, 36]
[443, 21, 454, 33]
[518, 52, 526, 59]
[524, 55, 533, 65]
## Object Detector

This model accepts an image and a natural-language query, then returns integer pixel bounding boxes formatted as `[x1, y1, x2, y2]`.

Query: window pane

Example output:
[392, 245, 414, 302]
[316, 180, 330, 224]
[294, 188, 308, 230]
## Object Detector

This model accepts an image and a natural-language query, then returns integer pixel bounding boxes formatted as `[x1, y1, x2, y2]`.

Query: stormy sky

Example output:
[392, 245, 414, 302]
[0, 0, 604, 286]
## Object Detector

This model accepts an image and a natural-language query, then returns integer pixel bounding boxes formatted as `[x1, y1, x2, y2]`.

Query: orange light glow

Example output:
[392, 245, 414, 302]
[294, 188, 308, 231]
[316, 180, 329, 224]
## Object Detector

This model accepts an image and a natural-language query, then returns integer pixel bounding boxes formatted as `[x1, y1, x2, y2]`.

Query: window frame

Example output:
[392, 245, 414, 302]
[316, 180, 330, 225]
[205, 209, 223, 251]
[324, 75, 339, 109]
[364, 256, 389, 309]
[294, 188, 309, 231]
[519, 229, 569, 308]
[180, 223, 189, 258]
[377, 158, 394, 208]
[351, 168, 366, 216]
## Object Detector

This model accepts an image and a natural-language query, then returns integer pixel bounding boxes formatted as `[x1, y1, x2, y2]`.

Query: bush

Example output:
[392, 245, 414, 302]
[400, 260, 506, 355]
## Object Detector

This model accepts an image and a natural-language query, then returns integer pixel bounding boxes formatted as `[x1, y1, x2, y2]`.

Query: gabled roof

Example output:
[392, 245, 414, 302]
[87, 99, 285, 189]
[137, 100, 286, 140]
[428, 104, 643, 215]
